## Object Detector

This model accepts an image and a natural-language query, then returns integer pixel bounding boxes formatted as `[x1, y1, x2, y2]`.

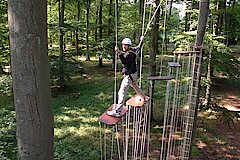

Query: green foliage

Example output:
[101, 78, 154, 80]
[200, 77, 210, 88]
[0, 103, 17, 160]
[94, 36, 115, 60]
[172, 31, 196, 50]
[0, 75, 12, 96]
[204, 34, 240, 79]
[0, 0, 10, 67]
[49, 55, 84, 86]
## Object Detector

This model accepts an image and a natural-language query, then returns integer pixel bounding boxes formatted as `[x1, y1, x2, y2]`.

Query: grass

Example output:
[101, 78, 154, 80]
[0, 60, 116, 159]
[0, 56, 239, 159]
[52, 61, 115, 159]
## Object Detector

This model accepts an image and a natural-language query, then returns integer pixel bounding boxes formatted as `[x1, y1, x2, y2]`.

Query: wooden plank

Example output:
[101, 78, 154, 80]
[126, 95, 150, 107]
[99, 104, 128, 125]
[174, 51, 202, 54]
[148, 76, 173, 81]
[168, 62, 181, 67]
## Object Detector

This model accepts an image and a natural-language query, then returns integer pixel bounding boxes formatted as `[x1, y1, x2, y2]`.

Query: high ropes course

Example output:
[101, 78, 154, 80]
[99, 0, 209, 159]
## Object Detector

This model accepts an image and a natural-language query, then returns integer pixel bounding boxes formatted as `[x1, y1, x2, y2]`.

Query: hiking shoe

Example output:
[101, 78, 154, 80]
[106, 110, 121, 118]
[144, 96, 150, 103]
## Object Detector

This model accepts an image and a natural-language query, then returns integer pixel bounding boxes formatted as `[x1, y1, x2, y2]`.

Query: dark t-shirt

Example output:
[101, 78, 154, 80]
[119, 41, 143, 75]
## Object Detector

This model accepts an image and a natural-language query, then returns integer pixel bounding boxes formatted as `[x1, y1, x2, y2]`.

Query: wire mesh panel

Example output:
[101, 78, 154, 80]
[99, 50, 202, 160]
[99, 105, 128, 160]
[124, 96, 151, 160]
[157, 50, 202, 160]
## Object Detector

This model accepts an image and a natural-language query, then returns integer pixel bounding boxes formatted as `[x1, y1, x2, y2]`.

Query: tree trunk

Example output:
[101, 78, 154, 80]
[149, 0, 160, 121]
[99, 0, 103, 41]
[8, 0, 54, 159]
[190, 0, 209, 158]
[0, 66, 3, 74]
[137, 0, 145, 76]
[59, 0, 66, 87]
[95, 6, 98, 42]
[149, 0, 160, 77]
[86, 0, 91, 61]
[195, 1, 209, 47]
[112, 0, 118, 70]
[108, 0, 114, 69]
[216, 0, 226, 35]
[98, 0, 103, 67]
[203, 52, 212, 106]
[76, 29, 79, 54]
[108, 0, 113, 36]
[76, 0, 80, 55]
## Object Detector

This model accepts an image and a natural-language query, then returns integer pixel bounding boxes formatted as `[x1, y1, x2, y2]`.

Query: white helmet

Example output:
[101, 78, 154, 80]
[122, 38, 132, 45]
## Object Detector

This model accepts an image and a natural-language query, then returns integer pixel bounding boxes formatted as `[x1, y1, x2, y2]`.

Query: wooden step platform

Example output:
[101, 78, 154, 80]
[174, 50, 202, 55]
[126, 95, 150, 107]
[148, 76, 173, 81]
[99, 104, 128, 125]
[168, 62, 181, 67]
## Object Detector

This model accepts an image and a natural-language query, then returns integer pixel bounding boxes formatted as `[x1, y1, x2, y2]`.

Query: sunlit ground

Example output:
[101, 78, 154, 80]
[1, 57, 239, 159]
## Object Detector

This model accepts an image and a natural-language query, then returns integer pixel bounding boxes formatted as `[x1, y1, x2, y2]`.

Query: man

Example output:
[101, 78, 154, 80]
[107, 36, 147, 117]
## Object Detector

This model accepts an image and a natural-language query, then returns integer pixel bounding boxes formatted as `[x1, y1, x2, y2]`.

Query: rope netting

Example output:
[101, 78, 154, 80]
[99, 0, 204, 159]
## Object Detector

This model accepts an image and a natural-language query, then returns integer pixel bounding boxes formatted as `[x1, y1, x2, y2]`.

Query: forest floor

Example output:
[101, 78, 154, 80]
[190, 50, 240, 160]
[192, 78, 240, 160]
[0, 54, 239, 159]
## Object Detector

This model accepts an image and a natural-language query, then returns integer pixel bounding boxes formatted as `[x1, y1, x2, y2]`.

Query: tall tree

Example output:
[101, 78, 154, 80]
[112, 0, 118, 70]
[149, 0, 160, 77]
[8, 0, 54, 159]
[98, 0, 104, 67]
[85, 0, 91, 61]
[108, 0, 113, 36]
[190, 0, 209, 158]
[76, 0, 81, 55]
[203, 49, 212, 106]
[59, 0, 66, 87]
[216, 0, 226, 35]
[149, 0, 161, 121]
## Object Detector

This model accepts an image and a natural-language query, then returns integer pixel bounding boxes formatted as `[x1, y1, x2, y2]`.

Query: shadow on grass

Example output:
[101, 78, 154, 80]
[192, 114, 240, 160]
[52, 71, 117, 159]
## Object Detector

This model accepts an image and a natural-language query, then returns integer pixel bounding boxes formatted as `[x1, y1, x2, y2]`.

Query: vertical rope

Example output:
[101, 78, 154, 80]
[167, 57, 181, 159]
[121, 117, 126, 159]
[104, 125, 106, 160]
[178, 53, 192, 157]
[136, 108, 143, 158]
[99, 122, 103, 160]
[173, 55, 183, 156]
[116, 125, 121, 160]
[125, 105, 131, 160]
[181, 52, 197, 158]
[114, 0, 118, 104]
[160, 65, 172, 160]
[111, 126, 114, 160]
[139, 0, 147, 88]
[159, 0, 168, 76]
[140, 104, 148, 158]
[132, 107, 136, 159]
[147, 81, 153, 159]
